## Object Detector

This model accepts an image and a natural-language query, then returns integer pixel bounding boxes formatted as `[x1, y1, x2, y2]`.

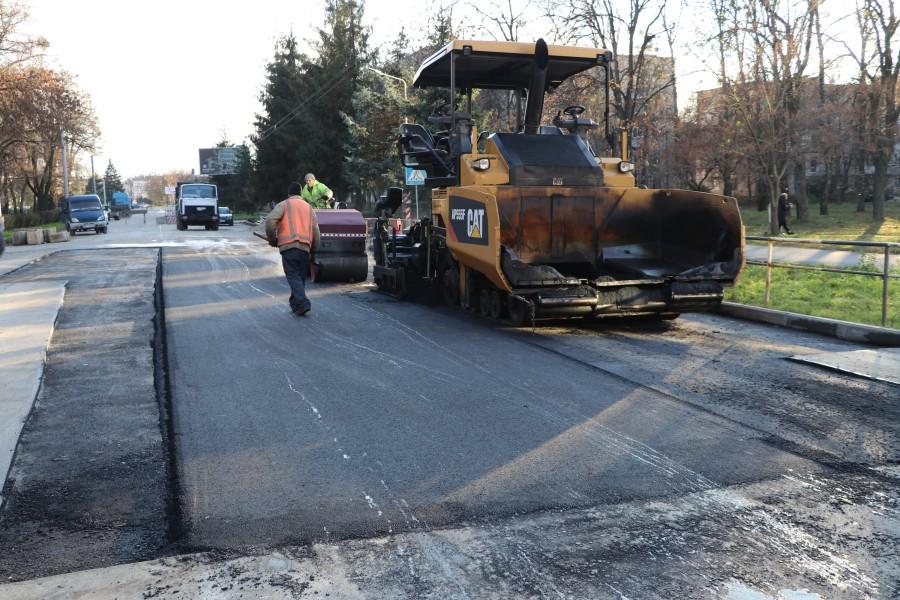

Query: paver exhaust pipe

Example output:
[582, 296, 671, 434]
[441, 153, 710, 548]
[523, 39, 549, 134]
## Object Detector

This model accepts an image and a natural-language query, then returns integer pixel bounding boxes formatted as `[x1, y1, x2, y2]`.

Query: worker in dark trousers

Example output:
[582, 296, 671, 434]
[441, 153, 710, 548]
[266, 182, 321, 315]
[777, 189, 794, 234]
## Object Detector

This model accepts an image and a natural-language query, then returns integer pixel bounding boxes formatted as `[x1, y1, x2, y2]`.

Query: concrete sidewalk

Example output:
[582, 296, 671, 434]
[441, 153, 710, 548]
[0, 281, 66, 504]
[745, 242, 900, 269]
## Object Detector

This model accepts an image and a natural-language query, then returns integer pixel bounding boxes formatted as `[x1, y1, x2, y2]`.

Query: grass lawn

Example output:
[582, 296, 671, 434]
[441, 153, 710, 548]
[2, 222, 64, 243]
[233, 211, 267, 222]
[726, 263, 900, 329]
[739, 201, 900, 242]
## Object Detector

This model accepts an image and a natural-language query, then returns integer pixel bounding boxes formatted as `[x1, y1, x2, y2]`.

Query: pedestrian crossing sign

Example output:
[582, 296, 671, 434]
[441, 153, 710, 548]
[405, 168, 426, 186]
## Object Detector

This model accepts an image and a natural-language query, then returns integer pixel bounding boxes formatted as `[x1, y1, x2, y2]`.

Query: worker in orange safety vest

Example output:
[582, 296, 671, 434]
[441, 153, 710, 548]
[265, 181, 321, 315]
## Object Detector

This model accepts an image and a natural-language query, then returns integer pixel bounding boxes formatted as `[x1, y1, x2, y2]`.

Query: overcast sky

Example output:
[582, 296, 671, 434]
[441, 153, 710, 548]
[24, 0, 853, 180]
[26, 0, 433, 178]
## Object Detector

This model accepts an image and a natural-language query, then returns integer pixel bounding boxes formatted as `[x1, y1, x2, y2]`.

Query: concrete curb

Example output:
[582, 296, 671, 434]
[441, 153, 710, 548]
[718, 301, 900, 347]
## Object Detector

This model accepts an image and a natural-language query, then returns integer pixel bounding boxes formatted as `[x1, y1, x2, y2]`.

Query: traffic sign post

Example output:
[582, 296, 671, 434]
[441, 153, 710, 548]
[405, 168, 426, 220]
[405, 168, 426, 186]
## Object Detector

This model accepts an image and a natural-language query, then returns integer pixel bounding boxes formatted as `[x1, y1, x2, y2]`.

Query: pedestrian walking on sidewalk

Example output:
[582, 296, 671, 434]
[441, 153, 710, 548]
[778, 189, 794, 235]
[266, 182, 321, 316]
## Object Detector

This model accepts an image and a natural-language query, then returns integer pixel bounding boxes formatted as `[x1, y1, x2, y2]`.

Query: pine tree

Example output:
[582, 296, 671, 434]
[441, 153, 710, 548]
[83, 175, 103, 196]
[252, 34, 310, 207]
[409, 5, 457, 126]
[310, 0, 371, 204]
[104, 161, 125, 196]
[346, 71, 405, 204]
[232, 145, 255, 212]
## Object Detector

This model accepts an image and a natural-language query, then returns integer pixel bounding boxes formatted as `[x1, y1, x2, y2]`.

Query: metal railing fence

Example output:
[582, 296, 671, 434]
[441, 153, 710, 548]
[745, 236, 900, 327]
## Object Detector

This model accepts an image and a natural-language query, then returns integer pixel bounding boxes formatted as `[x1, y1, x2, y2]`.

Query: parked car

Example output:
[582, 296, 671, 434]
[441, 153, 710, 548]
[218, 206, 234, 226]
[62, 194, 108, 235]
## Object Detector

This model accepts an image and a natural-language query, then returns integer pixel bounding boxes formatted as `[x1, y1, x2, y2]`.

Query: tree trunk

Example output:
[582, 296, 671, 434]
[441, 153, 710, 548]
[769, 194, 779, 235]
[756, 177, 768, 212]
[720, 159, 734, 198]
[836, 156, 851, 203]
[768, 172, 782, 235]
[793, 161, 809, 220]
[821, 164, 831, 215]
[872, 148, 889, 221]
[855, 161, 867, 212]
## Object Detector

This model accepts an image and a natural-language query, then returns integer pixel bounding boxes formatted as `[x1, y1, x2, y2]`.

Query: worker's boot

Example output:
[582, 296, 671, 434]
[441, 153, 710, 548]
[293, 299, 311, 316]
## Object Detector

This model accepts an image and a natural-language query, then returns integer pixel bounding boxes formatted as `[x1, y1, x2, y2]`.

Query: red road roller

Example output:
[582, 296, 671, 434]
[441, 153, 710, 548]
[309, 208, 369, 283]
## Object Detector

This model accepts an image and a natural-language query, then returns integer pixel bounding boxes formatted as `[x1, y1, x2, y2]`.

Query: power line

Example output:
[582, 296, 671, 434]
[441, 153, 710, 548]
[255, 68, 352, 143]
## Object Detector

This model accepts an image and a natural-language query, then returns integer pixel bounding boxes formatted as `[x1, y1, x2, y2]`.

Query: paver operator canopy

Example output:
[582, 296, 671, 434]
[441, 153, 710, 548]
[413, 39, 611, 90]
[402, 39, 625, 185]
[415, 38, 616, 155]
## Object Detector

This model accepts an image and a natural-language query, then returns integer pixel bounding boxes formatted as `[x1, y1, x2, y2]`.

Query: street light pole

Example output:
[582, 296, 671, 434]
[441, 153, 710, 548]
[91, 155, 97, 195]
[365, 66, 408, 122]
[60, 129, 69, 198]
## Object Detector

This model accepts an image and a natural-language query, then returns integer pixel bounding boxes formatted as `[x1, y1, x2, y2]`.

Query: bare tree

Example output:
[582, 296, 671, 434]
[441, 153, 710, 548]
[7, 67, 98, 210]
[0, 1, 50, 213]
[860, 0, 899, 221]
[835, 0, 879, 211]
[467, 0, 534, 133]
[545, 0, 679, 176]
[554, 0, 674, 127]
[0, 1, 46, 76]
[699, 0, 743, 198]
[810, 4, 859, 215]
[469, 0, 532, 41]
[718, 0, 817, 232]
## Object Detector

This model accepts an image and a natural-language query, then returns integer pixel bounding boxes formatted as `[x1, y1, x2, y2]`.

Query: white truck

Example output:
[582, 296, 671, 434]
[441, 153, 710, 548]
[175, 182, 219, 231]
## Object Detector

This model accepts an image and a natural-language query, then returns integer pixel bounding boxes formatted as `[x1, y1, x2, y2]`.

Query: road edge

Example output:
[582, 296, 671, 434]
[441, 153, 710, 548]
[153, 247, 186, 549]
[718, 301, 900, 346]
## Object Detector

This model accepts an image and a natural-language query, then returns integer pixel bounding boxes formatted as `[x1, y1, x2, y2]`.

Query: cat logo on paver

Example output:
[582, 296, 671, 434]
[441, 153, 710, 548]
[467, 209, 484, 239]
[449, 196, 489, 245]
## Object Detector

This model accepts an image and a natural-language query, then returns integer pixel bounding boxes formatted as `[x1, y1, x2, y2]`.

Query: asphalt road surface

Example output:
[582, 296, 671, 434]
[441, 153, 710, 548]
[1, 217, 898, 597]
[162, 234, 900, 598]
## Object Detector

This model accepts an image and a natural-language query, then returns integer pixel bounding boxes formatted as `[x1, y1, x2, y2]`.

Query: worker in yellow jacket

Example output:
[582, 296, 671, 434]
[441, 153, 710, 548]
[301, 173, 334, 209]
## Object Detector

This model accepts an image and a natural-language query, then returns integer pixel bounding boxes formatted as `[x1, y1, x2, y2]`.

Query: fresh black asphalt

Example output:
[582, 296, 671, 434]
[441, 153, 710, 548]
[162, 243, 894, 551]
[2, 238, 898, 597]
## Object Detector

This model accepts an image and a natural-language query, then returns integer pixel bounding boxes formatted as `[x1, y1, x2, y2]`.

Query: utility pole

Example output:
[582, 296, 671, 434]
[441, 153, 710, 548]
[91, 155, 97, 195]
[101, 165, 108, 207]
[60, 129, 69, 198]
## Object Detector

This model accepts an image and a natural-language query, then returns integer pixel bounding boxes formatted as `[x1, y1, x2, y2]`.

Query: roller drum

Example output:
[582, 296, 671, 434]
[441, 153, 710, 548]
[313, 255, 369, 282]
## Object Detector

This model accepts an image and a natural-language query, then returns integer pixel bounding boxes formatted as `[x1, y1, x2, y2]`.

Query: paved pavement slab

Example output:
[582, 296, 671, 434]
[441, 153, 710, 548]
[789, 348, 900, 386]
[0, 281, 65, 504]
[744, 243, 900, 269]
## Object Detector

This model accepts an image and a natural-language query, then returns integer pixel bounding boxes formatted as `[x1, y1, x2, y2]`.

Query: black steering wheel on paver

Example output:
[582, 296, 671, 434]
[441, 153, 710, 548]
[563, 105, 586, 117]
